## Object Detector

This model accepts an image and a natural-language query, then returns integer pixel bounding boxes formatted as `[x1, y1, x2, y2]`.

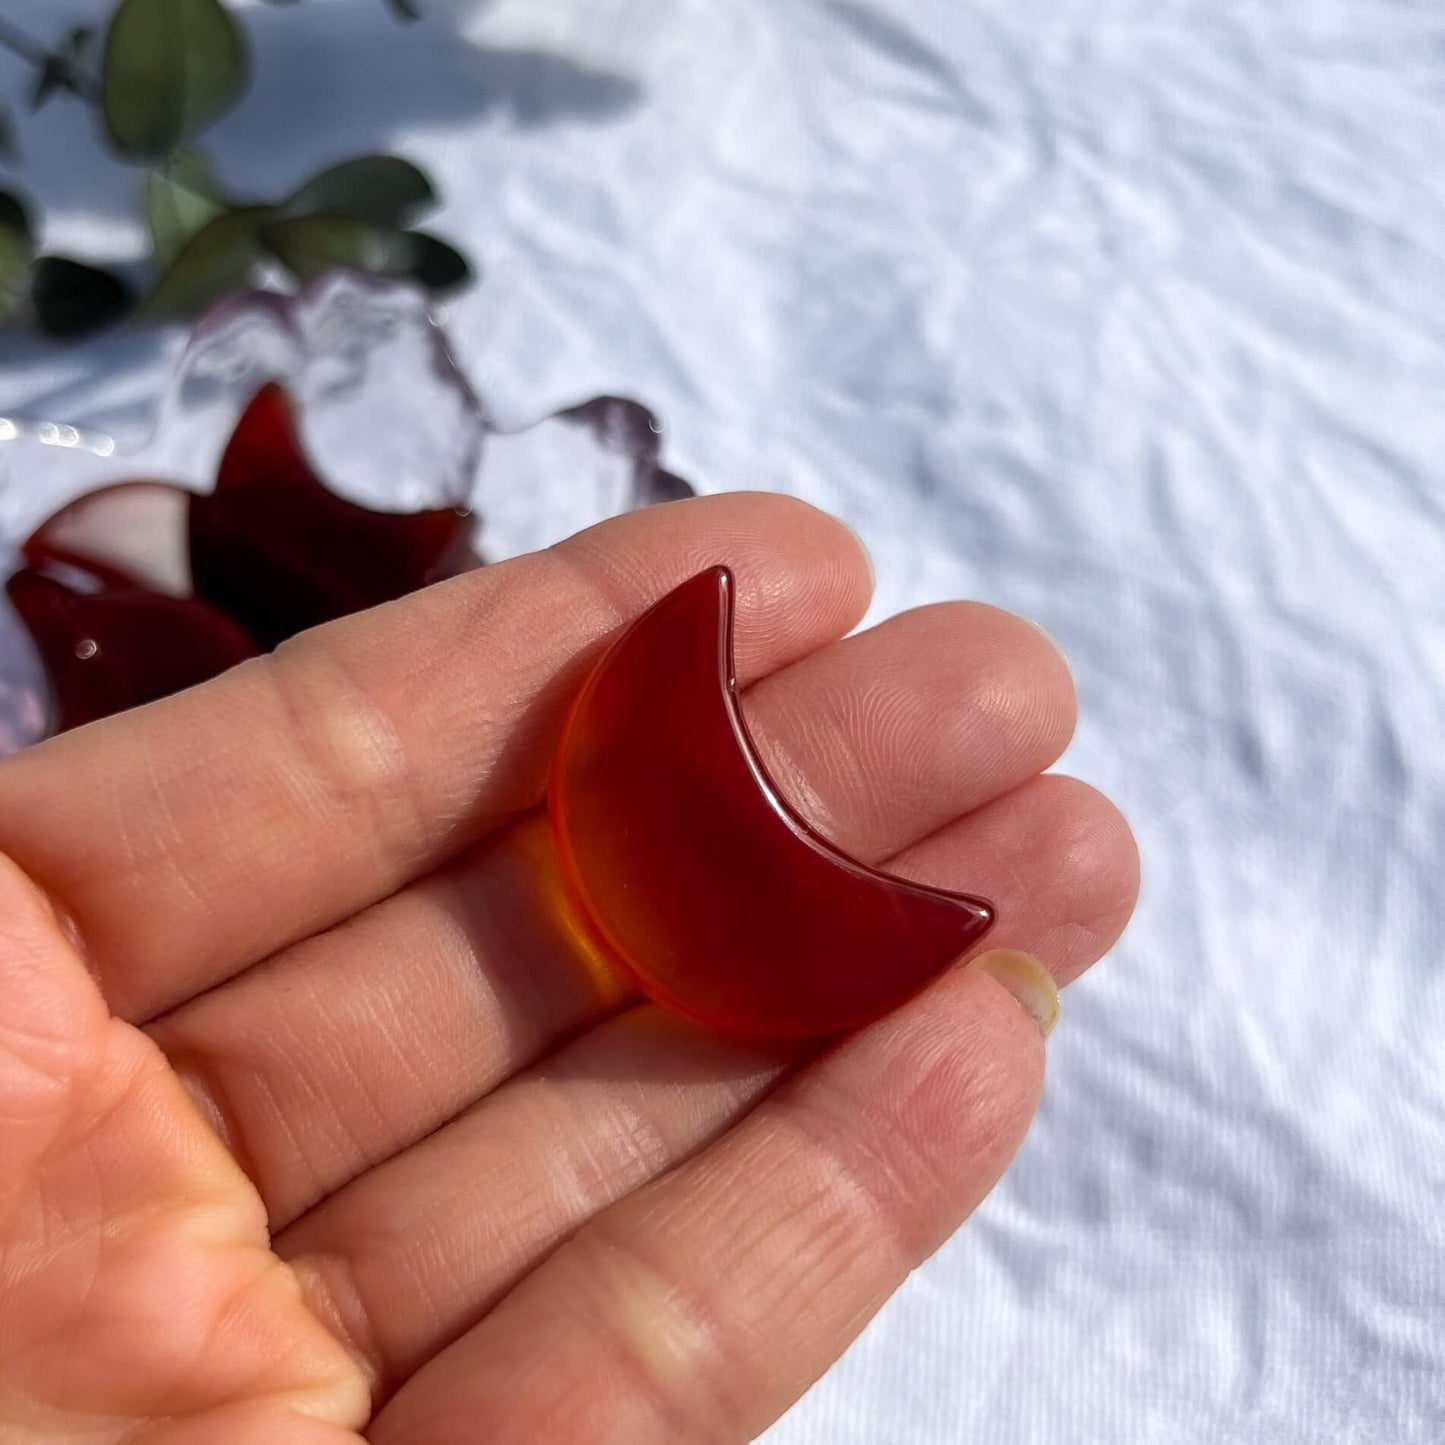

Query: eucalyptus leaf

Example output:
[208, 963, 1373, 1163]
[0, 105, 14, 161]
[283, 155, 436, 228]
[140, 205, 272, 320]
[0, 188, 35, 323]
[261, 214, 472, 295]
[30, 256, 134, 337]
[102, 0, 250, 158]
[260, 213, 409, 283]
[0, 190, 31, 242]
[400, 230, 472, 294]
[146, 149, 226, 267]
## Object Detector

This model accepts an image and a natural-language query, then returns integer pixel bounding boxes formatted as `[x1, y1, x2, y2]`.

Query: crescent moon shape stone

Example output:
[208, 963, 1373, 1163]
[548, 566, 996, 1038]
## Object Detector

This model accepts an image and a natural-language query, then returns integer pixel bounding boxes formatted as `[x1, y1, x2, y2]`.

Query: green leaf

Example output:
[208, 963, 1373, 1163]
[0, 188, 35, 323]
[399, 230, 472, 294]
[101, 0, 251, 159]
[260, 213, 407, 283]
[283, 154, 437, 229]
[146, 149, 226, 267]
[139, 205, 271, 320]
[261, 214, 473, 295]
[0, 189, 31, 242]
[30, 256, 135, 337]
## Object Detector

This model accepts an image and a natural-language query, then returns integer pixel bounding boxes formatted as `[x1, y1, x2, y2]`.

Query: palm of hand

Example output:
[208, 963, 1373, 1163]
[0, 497, 1136, 1444]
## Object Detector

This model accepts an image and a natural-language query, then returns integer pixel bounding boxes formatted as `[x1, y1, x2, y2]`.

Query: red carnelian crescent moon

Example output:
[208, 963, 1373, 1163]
[548, 566, 996, 1038]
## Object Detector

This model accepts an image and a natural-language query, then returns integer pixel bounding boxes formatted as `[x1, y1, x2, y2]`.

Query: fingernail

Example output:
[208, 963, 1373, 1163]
[973, 949, 1060, 1038]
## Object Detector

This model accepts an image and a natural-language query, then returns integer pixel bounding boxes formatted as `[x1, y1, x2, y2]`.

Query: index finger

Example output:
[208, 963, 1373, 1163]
[0, 493, 872, 1021]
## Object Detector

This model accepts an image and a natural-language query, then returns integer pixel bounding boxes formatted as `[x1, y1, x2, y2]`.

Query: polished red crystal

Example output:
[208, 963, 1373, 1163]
[190, 382, 478, 649]
[10, 382, 482, 735]
[548, 566, 995, 1038]
[23, 480, 192, 596]
[5, 564, 257, 733]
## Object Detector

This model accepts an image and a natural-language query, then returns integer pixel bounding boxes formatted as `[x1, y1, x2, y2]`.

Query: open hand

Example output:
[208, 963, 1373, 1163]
[0, 495, 1137, 1443]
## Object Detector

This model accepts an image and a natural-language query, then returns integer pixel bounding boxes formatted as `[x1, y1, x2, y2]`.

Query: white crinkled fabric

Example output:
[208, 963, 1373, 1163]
[1, 1, 1442, 1441]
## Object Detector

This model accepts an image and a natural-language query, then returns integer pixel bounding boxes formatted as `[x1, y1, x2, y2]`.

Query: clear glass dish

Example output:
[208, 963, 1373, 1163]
[0, 272, 691, 754]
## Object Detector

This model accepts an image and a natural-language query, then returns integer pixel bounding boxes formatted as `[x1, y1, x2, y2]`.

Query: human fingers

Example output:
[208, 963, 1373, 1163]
[151, 602, 1074, 1227]
[0, 493, 871, 1022]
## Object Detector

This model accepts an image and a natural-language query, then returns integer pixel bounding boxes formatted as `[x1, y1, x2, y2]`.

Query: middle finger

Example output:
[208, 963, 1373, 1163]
[150, 602, 1073, 1227]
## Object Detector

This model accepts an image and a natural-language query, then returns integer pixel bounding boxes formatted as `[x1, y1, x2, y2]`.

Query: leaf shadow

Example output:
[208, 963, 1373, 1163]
[224, 7, 642, 171]
[0, 1, 642, 408]
[0, 2, 642, 235]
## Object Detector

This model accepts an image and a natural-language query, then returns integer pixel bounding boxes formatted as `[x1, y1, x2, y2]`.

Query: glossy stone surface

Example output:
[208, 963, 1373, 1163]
[190, 382, 479, 650]
[24, 481, 192, 597]
[5, 564, 257, 734]
[2, 274, 696, 752]
[548, 566, 996, 1038]
[6, 383, 479, 735]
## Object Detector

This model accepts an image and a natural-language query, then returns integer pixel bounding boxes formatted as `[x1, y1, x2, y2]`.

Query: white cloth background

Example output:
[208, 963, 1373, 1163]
[2, 1, 1442, 1441]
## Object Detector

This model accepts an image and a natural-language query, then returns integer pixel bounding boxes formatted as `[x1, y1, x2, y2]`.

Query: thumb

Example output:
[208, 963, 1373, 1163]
[0, 853, 109, 1217]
